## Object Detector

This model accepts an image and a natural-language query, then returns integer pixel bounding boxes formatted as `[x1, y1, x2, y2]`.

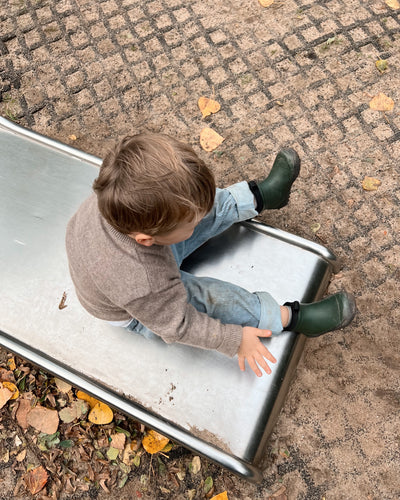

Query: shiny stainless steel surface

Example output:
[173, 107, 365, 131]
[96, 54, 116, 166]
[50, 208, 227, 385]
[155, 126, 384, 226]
[0, 117, 337, 481]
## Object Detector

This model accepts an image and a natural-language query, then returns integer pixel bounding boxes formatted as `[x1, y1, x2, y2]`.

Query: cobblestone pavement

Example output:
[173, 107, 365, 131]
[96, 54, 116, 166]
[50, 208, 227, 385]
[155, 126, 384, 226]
[1, 0, 399, 499]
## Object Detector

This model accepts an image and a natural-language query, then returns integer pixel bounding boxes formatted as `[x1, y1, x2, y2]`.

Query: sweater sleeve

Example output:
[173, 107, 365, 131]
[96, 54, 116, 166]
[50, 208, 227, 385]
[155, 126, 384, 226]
[123, 277, 243, 358]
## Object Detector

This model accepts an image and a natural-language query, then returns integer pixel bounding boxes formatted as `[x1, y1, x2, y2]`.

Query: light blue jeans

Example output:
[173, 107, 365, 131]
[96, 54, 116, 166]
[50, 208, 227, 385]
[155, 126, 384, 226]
[127, 181, 283, 339]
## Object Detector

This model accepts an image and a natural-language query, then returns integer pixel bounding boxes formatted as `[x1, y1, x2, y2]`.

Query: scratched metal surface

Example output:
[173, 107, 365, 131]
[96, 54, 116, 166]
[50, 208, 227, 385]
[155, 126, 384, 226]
[0, 117, 337, 481]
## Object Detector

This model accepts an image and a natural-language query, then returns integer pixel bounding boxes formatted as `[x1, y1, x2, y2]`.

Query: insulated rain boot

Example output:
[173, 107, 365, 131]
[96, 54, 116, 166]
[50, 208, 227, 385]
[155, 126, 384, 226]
[284, 291, 357, 337]
[248, 148, 301, 211]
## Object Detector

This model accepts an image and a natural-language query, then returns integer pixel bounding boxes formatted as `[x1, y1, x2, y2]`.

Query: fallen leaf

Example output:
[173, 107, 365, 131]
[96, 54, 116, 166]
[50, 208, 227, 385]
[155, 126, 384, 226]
[311, 222, 321, 233]
[2, 381, 19, 400]
[385, 0, 399, 9]
[191, 456, 201, 474]
[16, 449, 27, 462]
[198, 96, 221, 118]
[16, 395, 34, 429]
[110, 433, 126, 450]
[25, 466, 48, 495]
[54, 378, 72, 393]
[59, 399, 88, 423]
[26, 406, 59, 434]
[369, 92, 394, 112]
[204, 476, 214, 494]
[106, 447, 120, 461]
[88, 401, 114, 425]
[259, 0, 274, 6]
[362, 176, 381, 191]
[0, 368, 15, 382]
[37, 432, 60, 451]
[211, 492, 229, 500]
[375, 59, 388, 73]
[142, 430, 169, 454]
[69, 134, 77, 141]
[0, 450, 9, 463]
[0, 386, 13, 409]
[7, 357, 16, 371]
[200, 127, 225, 152]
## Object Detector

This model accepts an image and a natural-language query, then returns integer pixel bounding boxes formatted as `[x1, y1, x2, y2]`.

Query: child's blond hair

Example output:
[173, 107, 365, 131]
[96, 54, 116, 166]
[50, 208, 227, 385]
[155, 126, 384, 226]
[93, 133, 215, 235]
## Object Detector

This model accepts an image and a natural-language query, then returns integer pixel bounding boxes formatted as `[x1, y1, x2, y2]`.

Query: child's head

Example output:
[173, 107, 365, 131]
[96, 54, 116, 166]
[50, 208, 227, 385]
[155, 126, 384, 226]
[93, 133, 215, 238]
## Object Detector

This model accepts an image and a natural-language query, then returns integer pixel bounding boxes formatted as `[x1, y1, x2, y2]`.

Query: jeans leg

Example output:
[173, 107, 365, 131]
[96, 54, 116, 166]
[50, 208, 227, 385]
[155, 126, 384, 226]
[180, 272, 284, 334]
[172, 182, 257, 266]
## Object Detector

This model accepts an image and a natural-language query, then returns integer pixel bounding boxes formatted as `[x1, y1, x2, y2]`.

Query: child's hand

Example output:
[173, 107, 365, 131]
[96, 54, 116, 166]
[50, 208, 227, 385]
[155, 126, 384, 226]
[238, 327, 277, 377]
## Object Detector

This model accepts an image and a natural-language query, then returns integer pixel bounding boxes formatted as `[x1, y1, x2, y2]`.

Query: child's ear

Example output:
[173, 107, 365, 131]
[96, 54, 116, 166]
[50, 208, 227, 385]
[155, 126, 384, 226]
[133, 233, 155, 247]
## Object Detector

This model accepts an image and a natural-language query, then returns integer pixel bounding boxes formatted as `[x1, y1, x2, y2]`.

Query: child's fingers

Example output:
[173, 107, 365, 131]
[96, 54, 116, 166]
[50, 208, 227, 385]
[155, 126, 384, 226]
[247, 356, 263, 378]
[259, 343, 277, 364]
[254, 353, 272, 375]
[238, 356, 246, 372]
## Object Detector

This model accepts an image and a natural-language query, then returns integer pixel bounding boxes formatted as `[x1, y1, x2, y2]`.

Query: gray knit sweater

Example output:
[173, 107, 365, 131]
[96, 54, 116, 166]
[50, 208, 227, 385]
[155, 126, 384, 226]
[65, 194, 243, 357]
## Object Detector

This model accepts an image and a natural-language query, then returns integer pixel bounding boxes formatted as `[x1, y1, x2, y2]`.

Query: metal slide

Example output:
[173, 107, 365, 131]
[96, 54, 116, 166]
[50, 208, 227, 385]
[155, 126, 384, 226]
[0, 117, 338, 482]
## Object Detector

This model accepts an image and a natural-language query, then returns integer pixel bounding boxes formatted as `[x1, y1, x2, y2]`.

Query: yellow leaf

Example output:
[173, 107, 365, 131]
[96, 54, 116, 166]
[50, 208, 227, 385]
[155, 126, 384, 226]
[7, 357, 16, 371]
[0, 387, 13, 409]
[69, 134, 77, 141]
[362, 176, 381, 191]
[259, 0, 274, 6]
[211, 492, 229, 500]
[142, 430, 169, 454]
[200, 127, 225, 152]
[385, 0, 399, 9]
[198, 96, 221, 118]
[88, 401, 114, 425]
[369, 92, 394, 112]
[76, 390, 99, 409]
[2, 381, 19, 400]
[375, 60, 388, 73]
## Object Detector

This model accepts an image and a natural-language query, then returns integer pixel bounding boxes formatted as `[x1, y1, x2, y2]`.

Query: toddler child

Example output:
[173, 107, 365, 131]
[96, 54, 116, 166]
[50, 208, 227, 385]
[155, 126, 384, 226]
[66, 133, 356, 377]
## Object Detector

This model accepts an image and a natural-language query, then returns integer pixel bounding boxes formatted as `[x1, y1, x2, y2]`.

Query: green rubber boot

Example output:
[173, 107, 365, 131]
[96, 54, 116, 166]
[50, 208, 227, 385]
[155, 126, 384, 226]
[248, 148, 300, 211]
[284, 292, 357, 337]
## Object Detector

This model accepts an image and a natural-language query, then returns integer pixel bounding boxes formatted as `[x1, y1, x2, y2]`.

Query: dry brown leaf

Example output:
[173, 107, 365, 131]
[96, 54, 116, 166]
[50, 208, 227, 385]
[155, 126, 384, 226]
[25, 466, 48, 495]
[54, 378, 72, 393]
[0, 386, 13, 409]
[259, 0, 274, 6]
[16, 395, 34, 429]
[2, 381, 19, 400]
[26, 406, 59, 434]
[110, 433, 126, 450]
[369, 92, 394, 112]
[16, 449, 27, 462]
[385, 0, 400, 9]
[362, 176, 381, 191]
[198, 96, 221, 118]
[200, 127, 225, 152]
[59, 399, 88, 423]
[88, 401, 113, 425]
[142, 430, 169, 454]
[0, 368, 15, 382]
